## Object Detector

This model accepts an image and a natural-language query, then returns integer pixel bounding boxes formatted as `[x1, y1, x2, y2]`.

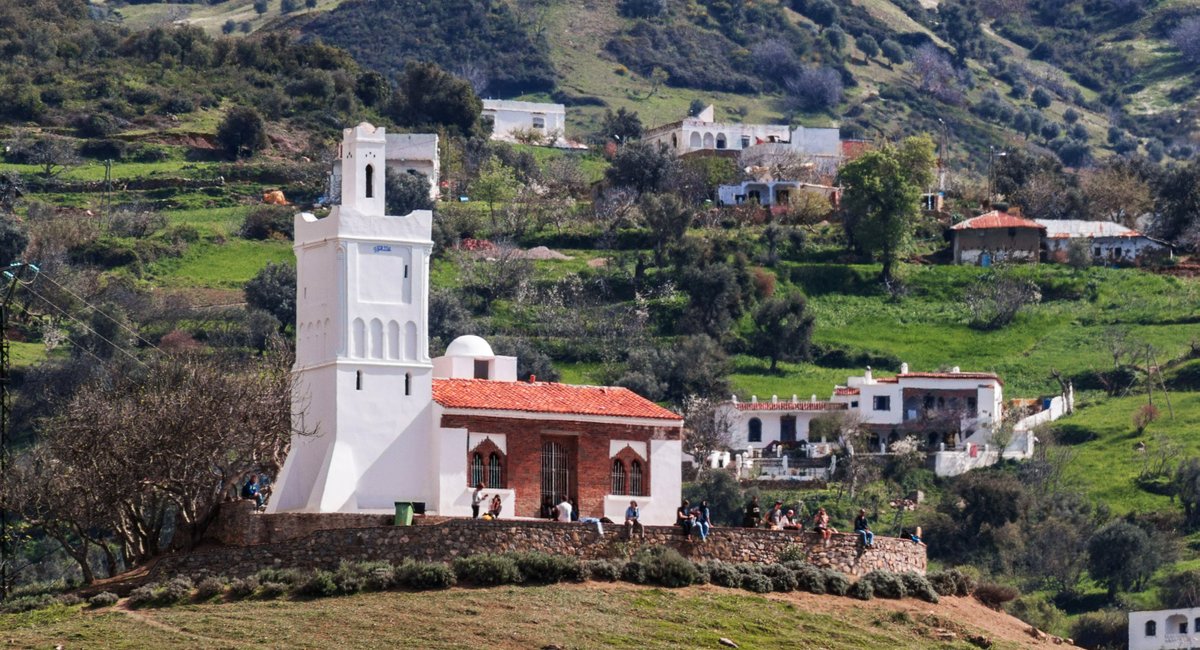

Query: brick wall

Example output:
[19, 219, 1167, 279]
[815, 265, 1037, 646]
[440, 415, 678, 519]
[160, 502, 925, 582]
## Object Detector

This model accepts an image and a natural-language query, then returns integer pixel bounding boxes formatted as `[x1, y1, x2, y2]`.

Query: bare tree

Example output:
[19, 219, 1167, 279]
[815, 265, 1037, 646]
[680, 395, 734, 475]
[966, 266, 1041, 330]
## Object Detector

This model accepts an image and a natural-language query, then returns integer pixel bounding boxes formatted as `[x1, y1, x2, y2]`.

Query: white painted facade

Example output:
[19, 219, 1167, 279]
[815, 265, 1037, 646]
[482, 99, 571, 147]
[643, 105, 791, 156]
[1038, 219, 1172, 262]
[717, 181, 840, 207]
[330, 133, 439, 201]
[1129, 608, 1200, 650]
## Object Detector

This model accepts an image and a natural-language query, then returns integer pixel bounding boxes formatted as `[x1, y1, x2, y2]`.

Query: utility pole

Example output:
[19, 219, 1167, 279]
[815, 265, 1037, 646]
[0, 261, 34, 601]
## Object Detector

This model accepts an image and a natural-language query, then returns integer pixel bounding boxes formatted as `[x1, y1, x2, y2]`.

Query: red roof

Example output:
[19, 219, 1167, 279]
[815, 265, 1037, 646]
[951, 211, 1045, 231]
[834, 387, 860, 396]
[735, 401, 847, 412]
[432, 378, 682, 421]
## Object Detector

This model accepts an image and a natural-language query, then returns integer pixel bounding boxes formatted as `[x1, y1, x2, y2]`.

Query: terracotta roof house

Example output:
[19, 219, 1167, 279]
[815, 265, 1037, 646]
[950, 209, 1045, 265]
[1037, 219, 1172, 264]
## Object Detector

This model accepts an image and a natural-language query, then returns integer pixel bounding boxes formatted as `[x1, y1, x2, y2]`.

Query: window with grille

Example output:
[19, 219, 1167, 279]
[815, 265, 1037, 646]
[470, 453, 484, 487]
[611, 460, 626, 495]
[630, 460, 644, 497]
[748, 418, 762, 443]
[487, 452, 503, 488]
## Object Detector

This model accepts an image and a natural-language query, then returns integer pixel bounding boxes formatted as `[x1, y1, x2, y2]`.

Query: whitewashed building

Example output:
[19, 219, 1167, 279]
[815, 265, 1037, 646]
[329, 132, 439, 201]
[1038, 219, 1172, 263]
[270, 123, 684, 525]
[1129, 608, 1200, 650]
[482, 99, 574, 148]
[717, 181, 840, 207]
[642, 105, 791, 156]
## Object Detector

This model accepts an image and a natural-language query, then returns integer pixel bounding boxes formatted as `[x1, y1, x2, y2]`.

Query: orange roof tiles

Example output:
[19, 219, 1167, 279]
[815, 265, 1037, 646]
[950, 211, 1045, 231]
[432, 378, 682, 421]
[735, 401, 847, 411]
[834, 387, 860, 396]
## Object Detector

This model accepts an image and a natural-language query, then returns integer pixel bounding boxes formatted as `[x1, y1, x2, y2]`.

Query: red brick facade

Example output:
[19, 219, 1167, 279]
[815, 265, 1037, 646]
[440, 414, 681, 519]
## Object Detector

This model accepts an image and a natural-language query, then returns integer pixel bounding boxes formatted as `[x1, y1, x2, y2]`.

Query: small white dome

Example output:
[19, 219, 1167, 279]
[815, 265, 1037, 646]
[444, 335, 494, 358]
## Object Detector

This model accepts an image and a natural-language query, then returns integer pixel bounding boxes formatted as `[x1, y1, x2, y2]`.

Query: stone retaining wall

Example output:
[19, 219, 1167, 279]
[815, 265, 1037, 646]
[155, 502, 925, 581]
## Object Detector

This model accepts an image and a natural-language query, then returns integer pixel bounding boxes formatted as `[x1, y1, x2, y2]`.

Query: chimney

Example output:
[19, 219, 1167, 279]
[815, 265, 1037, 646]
[528, 374, 536, 383]
[864, 366, 873, 383]
[751, 395, 758, 404]
[900, 362, 909, 374]
[951, 366, 961, 373]
[791, 394, 798, 403]
[771, 395, 778, 404]
[811, 394, 817, 402]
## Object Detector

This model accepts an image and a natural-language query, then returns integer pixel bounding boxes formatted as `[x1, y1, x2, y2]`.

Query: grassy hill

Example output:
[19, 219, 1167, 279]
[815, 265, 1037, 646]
[0, 583, 1070, 649]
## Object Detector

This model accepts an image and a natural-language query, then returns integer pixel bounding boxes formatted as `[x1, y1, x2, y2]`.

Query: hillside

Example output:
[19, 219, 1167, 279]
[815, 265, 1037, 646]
[0, 583, 1074, 649]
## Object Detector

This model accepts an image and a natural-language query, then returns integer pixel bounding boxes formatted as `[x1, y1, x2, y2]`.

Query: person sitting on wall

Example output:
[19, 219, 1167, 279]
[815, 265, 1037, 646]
[241, 473, 265, 510]
[902, 526, 926, 547]
[765, 501, 784, 530]
[743, 495, 762, 528]
[677, 499, 694, 538]
[555, 498, 573, 523]
[569, 498, 580, 522]
[578, 506, 604, 537]
[781, 509, 803, 531]
[694, 500, 712, 541]
[486, 494, 502, 519]
[854, 508, 875, 549]
[624, 500, 645, 540]
[812, 507, 833, 547]
[541, 497, 556, 519]
[471, 482, 486, 519]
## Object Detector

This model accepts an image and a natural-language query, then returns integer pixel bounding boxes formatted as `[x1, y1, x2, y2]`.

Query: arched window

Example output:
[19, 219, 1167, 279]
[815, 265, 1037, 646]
[611, 459, 626, 495]
[487, 452, 503, 488]
[470, 452, 484, 487]
[365, 164, 374, 198]
[748, 417, 762, 443]
[630, 460, 644, 497]
[716, 133, 727, 149]
[1145, 620, 1156, 637]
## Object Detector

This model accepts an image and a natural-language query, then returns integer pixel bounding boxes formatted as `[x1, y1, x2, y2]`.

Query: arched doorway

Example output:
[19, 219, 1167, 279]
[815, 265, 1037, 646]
[541, 440, 571, 507]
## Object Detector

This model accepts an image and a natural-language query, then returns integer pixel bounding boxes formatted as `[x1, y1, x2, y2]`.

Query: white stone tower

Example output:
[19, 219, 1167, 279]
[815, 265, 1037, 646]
[269, 123, 436, 513]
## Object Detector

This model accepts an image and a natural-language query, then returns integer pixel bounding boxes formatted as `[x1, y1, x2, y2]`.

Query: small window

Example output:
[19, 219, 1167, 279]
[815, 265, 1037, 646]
[740, 135, 751, 148]
[850, 400, 859, 408]
[630, 460, 644, 497]
[874, 396, 891, 411]
[748, 417, 762, 443]
[611, 459, 626, 495]
[1094, 247, 1102, 256]
[1180, 620, 1188, 634]
[487, 452, 503, 488]
[716, 133, 727, 149]
[1145, 620, 1157, 637]
[356, 370, 363, 391]
[470, 453, 484, 487]
[967, 397, 977, 413]
[474, 359, 490, 379]
[532, 116, 545, 129]
[781, 415, 797, 443]
[365, 164, 374, 198]
[404, 372, 411, 396]
[404, 264, 409, 279]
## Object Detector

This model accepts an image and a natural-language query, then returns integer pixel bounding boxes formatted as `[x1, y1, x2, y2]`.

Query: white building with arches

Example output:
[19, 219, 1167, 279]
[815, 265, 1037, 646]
[642, 105, 791, 156]
[1129, 608, 1200, 650]
[270, 123, 683, 524]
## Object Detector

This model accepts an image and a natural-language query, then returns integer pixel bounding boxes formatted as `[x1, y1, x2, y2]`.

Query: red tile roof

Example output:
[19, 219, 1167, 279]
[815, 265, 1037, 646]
[951, 211, 1045, 231]
[432, 378, 682, 421]
[734, 401, 848, 412]
[834, 387, 860, 396]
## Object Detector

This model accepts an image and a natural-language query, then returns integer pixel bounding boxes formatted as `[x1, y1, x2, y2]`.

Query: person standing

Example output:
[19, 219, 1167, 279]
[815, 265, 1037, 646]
[854, 508, 874, 548]
[624, 500, 645, 540]
[743, 495, 762, 528]
[471, 482, 485, 519]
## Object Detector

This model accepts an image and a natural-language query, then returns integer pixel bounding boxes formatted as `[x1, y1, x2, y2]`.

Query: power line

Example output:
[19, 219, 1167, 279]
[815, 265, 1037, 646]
[32, 273, 163, 355]
[20, 284, 146, 368]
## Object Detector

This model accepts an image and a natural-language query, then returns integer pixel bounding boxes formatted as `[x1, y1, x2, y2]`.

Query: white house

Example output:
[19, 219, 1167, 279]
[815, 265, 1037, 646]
[1129, 608, 1200, 650]
[329, 132, 439, 201]
[482, 99, 576, 148]
[269, 123, 684, 525]
[717, 180, 840, 207]
[642, 105, 791, 156]
[1037, 219, 1172, 263]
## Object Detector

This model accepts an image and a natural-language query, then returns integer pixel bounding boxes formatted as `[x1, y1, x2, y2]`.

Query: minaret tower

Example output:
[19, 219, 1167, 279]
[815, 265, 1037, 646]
[270, 123, 436, 513]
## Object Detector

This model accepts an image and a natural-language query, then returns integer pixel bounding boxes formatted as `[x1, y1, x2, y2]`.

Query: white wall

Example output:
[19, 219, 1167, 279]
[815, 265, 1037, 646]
[482, 100, 568, 146]
[1129, 608, 1200, 650]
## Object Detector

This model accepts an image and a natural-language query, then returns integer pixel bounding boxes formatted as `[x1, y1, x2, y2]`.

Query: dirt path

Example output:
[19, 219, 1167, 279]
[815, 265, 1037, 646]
[113, 604, 244, 649]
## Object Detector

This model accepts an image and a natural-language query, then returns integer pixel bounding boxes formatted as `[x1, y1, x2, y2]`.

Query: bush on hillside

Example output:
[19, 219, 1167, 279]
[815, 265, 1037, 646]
[974, 582, 1019, 610]
[453, 554, 521, 586]
[239, 206, 294, 241]
[583, 560, 621, 582]
[741, 572, 775, 593]
[88, 592, 119, 608]
[299, 570, 339, 598]
[849, 579, 874, 600]
[633, 546, 701, 588]
[861, 571, 905, 599]
[823, 569, 851, 596]
[227, 577, 260, 600]
[257, 581, 289, 599]
[333, 561, 369, 594]
[794, 564, 827, 594]
[396, 560, 456, 590]
[358, 561, 398, 591]
[900, 572, 938, 603]
[509, 552, 581, 584]
[1070, 610, 1126, 649]
[928, 567, 976, 597]
[620, 560, 647, 584]
[708, 561, 742, 588]
[195, 577, 228, 600]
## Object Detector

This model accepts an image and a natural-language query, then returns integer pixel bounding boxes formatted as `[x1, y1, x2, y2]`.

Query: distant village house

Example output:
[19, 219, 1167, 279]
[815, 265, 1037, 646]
[950, 208, 1045, 265]
[1038, 219, 1172, 263]
[482, 99, 580, 148]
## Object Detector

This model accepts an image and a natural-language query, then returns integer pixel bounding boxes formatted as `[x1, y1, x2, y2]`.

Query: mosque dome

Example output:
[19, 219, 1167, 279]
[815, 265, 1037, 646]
[444, 335, 494, 358]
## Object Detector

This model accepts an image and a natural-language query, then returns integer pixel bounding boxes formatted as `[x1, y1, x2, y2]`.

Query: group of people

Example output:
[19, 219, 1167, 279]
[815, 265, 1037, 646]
[743, 496, 923, 549]
[675, 499, 712, 541]
[471, 483, 504, 520]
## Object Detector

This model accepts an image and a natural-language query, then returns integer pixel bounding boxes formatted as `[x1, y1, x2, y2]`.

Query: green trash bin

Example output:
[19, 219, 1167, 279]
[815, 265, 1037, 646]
[394, 502, 414, 526]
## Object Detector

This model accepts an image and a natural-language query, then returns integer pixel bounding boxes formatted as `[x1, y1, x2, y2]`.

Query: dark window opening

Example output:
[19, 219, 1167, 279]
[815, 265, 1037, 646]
[874, 396, 891, 411]
[611, 459, 626, 495]
[404, 372, 411, 396]
[356, 370, 363, 390]
[630, 460, 644, 496]
[404, 264, 409, 279]
[1007, 227, 1016, 237]
[967, 397, 977, 412]
[365, 164, 374, 198]
[471, 453, 484, 487]
[487, 452, 503, 488]
[474, 359, 489, 379]
[748, 418, 762, 443]
[781, 415, 797, 443]
[1145, 620, 1156, 636]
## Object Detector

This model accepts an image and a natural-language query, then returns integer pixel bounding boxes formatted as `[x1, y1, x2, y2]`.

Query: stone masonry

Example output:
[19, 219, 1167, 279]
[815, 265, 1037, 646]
[155, 501, 925, 582]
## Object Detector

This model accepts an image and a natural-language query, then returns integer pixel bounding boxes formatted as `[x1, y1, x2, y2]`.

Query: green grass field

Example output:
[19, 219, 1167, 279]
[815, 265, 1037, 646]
[0, 584, 1035, 649]
[148, 238, 292, 289]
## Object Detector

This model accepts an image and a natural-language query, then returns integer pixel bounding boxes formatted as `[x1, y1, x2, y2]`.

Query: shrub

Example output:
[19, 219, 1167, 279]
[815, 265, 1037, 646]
[823, 569, 851, 596]
[621, 560, 647, 584]
[194, 577, 227, 600]
[299, 570, 339, 598]
[239, 206, 294, 241]
[127, 584, 159, 609]
[862, 571, 906, 599]
[252, 568, 305, 587]
[57, 594, 83, 607]
[741, 572, 774, 593]
[849, 579, 874, 600]
[900, 573, 938, 603]
[396, 560, 456, 590]
[928, 567, 976, 597]
[510, 552, 579, 584]
[0, 594, 58, 613]
[584, 560, 621, 582]
[777, 545, 807, 564]
[227, 577, 260, 600]
[1070, 610, 1126, 649]
[974, 582, 1019, 610]
[453, 554, 522, 586]
[634, 547, 700, 588]
[359, 561, 397, 591]
[708, 561, 742, 588]
[333, 562, 368, 594]
[258, 581, 289, 599]
[794, 564, 827, 594]
[764, 566, 798, 592]
[691, 561, 710, 585]
[88, 592, 119, 608]
[1008, 596, 1067, 635]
